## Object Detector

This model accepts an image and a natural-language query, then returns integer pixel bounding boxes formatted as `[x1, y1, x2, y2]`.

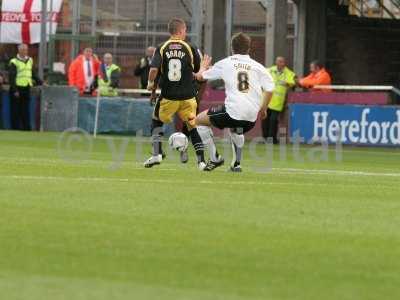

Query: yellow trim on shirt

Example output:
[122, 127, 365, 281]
[159, 39, 194, 72]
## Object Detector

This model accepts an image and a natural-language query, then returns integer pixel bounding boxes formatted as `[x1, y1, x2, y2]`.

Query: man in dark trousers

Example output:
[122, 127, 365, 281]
[134, 46, 156, 89]
[9, 44, 42, 130]
[263, 56, 296, 144]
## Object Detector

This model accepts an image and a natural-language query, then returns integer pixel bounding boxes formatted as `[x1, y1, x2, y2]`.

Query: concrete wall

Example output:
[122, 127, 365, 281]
[326, 5, 400, 85]
[299, 0, 400, 86]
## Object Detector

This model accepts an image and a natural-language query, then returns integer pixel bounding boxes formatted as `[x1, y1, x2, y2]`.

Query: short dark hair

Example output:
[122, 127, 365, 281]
[311, 60, 324, 68]
[168, 18, 186, 35]
[231, 32, 251, 55]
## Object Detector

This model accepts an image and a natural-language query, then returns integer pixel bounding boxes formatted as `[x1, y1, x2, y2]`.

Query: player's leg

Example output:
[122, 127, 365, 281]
[179, 95, 200, 164]
[196, 125, 221, 162]
[195, 109, 213, 126]
[144, 99, 178, 168]
[180, 123, 190, 163]
[196, 107, 225, 171]
[178, 99, 207, 170]
[148, 118, 164, 158]
[229, 129, 245, 172]
[228, 121, 255, 172]
[144, 98, 163, 167]
[196, 110, 218, 160]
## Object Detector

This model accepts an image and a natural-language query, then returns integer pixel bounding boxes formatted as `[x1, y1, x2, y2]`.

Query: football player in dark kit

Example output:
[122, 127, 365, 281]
[144, 18, 209, 170]
[178, 79, 208, 163]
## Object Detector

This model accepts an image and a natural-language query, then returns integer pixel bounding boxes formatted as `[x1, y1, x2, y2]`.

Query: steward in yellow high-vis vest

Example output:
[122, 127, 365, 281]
[9, 44, 42, 131]
[262, 57, 296, 144]
[98, 53, 121, 97]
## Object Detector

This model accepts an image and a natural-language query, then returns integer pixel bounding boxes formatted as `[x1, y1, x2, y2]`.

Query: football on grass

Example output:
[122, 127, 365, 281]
[168, 132, 189, 152]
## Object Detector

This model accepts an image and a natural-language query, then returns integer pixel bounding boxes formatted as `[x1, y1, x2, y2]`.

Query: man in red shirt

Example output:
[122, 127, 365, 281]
[68, 48, 100, 95]
[299, 60, 332, 92]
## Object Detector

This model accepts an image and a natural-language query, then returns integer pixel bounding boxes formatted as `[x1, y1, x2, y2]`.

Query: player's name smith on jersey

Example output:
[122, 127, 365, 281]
[233, 63, 251, 71]
[311, 108, 400, 145]
[165, 50, 186, 59]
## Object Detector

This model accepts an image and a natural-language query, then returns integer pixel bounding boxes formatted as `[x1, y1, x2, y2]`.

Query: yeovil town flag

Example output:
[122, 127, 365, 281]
[0, 0, 63, 44]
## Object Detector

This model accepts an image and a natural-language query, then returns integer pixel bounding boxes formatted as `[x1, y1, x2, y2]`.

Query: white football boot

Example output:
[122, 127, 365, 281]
[144, 154, 163, 168]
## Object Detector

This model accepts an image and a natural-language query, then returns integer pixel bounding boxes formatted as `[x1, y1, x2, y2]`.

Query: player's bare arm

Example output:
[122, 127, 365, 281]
[147, 67, 159, 90]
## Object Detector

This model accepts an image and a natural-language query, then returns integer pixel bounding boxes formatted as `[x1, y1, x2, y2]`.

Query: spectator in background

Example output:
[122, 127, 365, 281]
[263, 56, 296, 144]
[134, 46, 156, 89]
[98, 53, 121, 97]
[298, 60, 332, 92]
[9, 44, 43, 130]
[0, 71, 3, 129]
[68, 48, 100, 95]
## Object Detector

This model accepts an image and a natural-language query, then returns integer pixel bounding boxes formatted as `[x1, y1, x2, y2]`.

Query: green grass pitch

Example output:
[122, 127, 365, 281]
[0, 130, 399, 300]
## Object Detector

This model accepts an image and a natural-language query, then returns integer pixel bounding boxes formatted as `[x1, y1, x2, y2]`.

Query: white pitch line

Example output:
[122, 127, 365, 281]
[0, 175, 129, 182]
[2, 157, 400, 177]
[0, 171, 400, 188]
[0, 157, 180, 171]
[0, 174, 331, 186]
[272, 167, 400, 177]
[1, 152, 400, 178]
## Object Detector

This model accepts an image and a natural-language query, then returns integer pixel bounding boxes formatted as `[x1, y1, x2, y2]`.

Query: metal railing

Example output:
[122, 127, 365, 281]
[314, 85, 400, 96]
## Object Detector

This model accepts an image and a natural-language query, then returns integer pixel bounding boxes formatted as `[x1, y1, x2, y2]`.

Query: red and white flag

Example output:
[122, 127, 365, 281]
[0, 0, 63, 44]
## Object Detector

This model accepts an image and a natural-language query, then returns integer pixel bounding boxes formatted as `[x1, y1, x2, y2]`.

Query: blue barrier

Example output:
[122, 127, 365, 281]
[78, 97, 175, 136]
[0, 91, 37, 130]
[0, 92, 185, 136]
[289, 103, 400, 146]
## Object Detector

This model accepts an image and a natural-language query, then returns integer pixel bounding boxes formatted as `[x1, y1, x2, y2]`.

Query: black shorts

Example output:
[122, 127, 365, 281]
[207, 105, 255, 134]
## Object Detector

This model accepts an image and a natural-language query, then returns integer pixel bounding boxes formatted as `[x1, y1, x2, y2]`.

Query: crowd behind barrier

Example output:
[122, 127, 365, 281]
[0, 44, 399, 147]
[1, 85, 398, 145]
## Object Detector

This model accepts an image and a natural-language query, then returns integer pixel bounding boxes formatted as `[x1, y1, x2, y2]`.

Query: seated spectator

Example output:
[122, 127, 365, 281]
[68, 48, 100, 95]
[299, 60, 332, 92]
[98, 53, 121, 97]
[134, 46, 156, 89]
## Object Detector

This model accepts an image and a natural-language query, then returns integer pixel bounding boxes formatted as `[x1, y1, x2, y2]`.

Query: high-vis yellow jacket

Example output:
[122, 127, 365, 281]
[267, 66, 296, 112]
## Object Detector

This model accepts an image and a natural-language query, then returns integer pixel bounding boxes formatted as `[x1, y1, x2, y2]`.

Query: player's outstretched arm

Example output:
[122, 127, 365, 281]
[194, 55, 212, 81]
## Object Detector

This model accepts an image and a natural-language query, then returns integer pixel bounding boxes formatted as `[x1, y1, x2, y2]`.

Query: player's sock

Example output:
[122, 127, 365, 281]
[189, 127, 205, 163]
[231, 144, 242, 166]
[197, 125, 220, 162]
[151, 119, 164, 156]
[182, 123, 190, 138]
[180, 124, 190, 163]
[230, 132, 244, 166]
[210, 143, 220, 162]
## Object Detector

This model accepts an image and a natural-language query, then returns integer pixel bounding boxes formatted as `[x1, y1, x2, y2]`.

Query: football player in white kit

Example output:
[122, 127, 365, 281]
[195, 32, 275, 172]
